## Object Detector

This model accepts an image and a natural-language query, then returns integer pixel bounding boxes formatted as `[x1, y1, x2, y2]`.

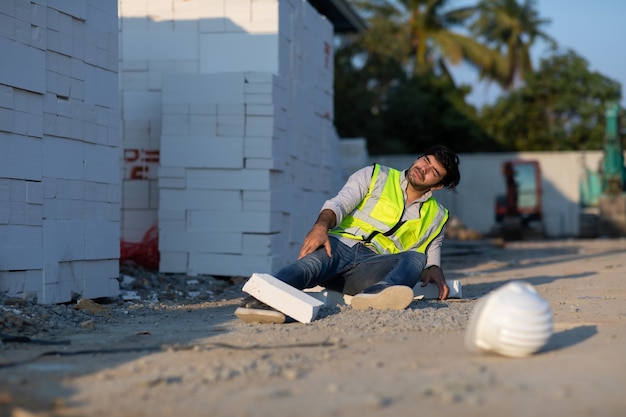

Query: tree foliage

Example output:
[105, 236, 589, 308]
[353, 0, 498, 79]
[335, 0, 502, 154]
[334, 0, 623, 154]
[377, 74, 502, 153]
[469, 0, 556, 90]
[479, 50, 622, 150]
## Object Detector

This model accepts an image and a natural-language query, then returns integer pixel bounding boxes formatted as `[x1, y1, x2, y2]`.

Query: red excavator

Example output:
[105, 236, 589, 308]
[493, 160, 545, 240]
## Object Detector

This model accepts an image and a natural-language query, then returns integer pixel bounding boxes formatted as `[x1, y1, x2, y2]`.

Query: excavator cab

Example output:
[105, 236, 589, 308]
[494, 160, 544, 240]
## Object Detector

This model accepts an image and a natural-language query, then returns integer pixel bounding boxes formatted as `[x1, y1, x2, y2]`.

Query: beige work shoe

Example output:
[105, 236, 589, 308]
[234, 296, 287, 324]
[351, 284, 414, 311]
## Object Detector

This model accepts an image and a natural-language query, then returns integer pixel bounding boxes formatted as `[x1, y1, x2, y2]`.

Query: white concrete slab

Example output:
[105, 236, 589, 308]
[242, 273, 324, 323]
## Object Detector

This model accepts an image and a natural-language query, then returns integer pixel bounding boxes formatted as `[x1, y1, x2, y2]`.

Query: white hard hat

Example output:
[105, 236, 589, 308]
[465, 281, 553, 358]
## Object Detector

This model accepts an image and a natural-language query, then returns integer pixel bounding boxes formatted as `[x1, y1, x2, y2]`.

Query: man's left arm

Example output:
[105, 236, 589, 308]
[420, 230, 450, 300]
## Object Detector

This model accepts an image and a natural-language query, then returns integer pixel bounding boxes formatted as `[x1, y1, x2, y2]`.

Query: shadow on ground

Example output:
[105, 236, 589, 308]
[461, 272, 596, 298]
[543, 325, 598, 353]
[0, 301, 240, 416]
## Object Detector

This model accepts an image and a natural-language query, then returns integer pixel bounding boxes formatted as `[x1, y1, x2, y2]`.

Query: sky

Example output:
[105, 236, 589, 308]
[447, 0, 626, 108]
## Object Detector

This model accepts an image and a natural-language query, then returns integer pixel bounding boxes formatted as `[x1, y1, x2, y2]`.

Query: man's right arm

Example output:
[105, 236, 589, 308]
[321, 165, 373, 226]
[298, 165, 372, 259]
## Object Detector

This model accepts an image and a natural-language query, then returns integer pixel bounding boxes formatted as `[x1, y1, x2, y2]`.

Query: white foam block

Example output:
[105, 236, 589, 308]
[414, 280, 462, 299]
[242, 273, 324, 323]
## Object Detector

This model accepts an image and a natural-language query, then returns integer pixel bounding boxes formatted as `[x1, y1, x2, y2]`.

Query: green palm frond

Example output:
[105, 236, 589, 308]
[470, 0, 556, 89]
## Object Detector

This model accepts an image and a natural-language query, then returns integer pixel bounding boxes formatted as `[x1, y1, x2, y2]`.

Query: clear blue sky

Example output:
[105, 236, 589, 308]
[447, 0, 626, 108]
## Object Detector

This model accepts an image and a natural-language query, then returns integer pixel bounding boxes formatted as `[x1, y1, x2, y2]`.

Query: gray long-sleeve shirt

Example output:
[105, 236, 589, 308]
[321, 164, 445, 268]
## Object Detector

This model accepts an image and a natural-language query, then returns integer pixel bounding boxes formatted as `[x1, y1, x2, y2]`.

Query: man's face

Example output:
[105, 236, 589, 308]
[407, 155, 447, 190]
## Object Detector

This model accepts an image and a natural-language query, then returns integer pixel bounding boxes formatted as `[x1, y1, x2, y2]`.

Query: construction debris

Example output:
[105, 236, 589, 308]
[0, 267, 246, 339]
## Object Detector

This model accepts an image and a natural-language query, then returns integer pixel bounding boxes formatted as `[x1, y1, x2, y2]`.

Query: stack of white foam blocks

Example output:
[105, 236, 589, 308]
[0, 1, 120, 303]
[119, 0, 342, 276]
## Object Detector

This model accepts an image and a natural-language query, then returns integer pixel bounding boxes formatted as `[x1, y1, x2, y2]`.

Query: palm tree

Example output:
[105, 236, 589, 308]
[353, 0, 500, 83]
[470, 0, 557, 90]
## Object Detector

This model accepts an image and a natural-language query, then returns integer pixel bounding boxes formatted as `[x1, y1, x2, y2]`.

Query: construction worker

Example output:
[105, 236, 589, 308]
[236, 145, 461, 323]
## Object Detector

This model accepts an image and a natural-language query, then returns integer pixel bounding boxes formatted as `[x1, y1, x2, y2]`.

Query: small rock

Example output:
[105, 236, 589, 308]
[80, 319, 95, 329]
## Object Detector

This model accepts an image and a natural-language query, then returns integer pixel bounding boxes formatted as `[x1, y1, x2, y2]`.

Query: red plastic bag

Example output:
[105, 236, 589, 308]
[120, 222, 159, 270]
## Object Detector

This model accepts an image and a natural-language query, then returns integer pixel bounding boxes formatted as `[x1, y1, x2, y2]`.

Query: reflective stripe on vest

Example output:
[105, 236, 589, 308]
[329, 164, 448, 254]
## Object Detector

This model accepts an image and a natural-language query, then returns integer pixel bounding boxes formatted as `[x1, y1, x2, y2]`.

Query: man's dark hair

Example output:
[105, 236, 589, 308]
[422, 145, 460, 189]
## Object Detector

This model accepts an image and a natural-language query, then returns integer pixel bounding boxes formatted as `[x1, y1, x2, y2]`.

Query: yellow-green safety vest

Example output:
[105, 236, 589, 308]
[329, 164, 448, 254]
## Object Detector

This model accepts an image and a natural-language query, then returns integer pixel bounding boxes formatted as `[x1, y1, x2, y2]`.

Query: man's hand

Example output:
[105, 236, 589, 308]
[420, 265, 449, 300]
[298, 224, 331, 259]
[297, 210, 337, 259]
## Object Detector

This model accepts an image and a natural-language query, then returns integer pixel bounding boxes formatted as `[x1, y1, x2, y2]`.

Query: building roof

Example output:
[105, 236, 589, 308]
[308, 0, 367, 33]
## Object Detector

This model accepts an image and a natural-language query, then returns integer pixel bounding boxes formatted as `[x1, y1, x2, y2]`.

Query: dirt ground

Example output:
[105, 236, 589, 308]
[1, 238, 625, 417]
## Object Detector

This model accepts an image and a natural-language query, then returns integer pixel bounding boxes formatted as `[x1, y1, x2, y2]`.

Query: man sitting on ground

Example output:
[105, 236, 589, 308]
[236, 145, 461, 323]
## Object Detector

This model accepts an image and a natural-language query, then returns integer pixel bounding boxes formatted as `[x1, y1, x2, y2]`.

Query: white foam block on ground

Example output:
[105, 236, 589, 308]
[242, 273, 324, 323]
[413, 280, 462, 299]
[305, 280, 462, 307]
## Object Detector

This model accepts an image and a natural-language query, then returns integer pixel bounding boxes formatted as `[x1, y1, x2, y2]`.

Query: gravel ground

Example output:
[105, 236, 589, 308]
[0, 266, 248, 342]
[1, 238, 625, 417]
[1, 239, 489, 343]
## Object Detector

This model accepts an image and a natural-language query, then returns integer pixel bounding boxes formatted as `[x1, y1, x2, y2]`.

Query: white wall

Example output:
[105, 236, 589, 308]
[119, 0, 342, 276]
[374, 151, 607, 238]
[0, 0, 120, 303]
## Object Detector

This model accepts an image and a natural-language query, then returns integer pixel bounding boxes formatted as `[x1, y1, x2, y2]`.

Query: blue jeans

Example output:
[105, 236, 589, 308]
[275, 236, 427, 295]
